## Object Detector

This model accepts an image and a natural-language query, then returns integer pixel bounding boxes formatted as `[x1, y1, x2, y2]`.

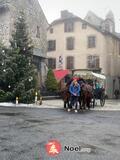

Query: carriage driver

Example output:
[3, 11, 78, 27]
[68, 79, 81, 112]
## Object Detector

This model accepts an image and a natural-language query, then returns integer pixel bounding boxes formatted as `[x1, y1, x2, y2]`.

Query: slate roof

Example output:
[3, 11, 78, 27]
[85, 11, 104, 27]
[49, 15, 120, 40]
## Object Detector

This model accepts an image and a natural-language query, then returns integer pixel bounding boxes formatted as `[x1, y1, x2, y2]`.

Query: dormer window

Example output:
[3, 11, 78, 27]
[64, 21, 74, 32]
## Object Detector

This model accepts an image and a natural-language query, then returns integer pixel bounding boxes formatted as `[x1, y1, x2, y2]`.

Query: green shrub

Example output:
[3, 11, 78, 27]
[45, 69, 58, 92]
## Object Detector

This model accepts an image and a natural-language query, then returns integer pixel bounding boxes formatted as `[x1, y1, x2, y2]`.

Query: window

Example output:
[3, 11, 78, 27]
[66, 37, 74, 50]
[48, 58, 56, 69]
[82, 23, 87, 29]
[36, 26, 40, 38]
[48, 40, 56, 51]
[87, 55, 99, 69]
[50, 28, 53, 33]
[88, 36, 96, 48]
[64, 21, 74, 32]
[66, 56, 74, 69]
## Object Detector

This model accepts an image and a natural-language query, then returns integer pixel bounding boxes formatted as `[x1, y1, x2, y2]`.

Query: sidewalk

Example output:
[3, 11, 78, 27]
[42, 99, 120, 110]
[0, 99, 120, 110]
[0, 100, 63, 109]
[95, 99, 120, 111]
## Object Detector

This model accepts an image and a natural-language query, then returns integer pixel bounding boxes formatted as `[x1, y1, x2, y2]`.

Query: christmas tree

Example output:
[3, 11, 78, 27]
[0, 12, 38, 103]
[0, 43, 16, 102]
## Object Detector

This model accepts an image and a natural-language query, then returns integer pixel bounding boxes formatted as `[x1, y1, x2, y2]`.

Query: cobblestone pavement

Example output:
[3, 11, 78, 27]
[0, 105, 120, 160]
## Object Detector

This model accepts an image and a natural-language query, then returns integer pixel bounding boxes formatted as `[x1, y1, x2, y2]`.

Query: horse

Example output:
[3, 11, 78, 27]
[60, 79, 93, 111]
[60, 85, 70, 109]
[80, 83, 93, 109]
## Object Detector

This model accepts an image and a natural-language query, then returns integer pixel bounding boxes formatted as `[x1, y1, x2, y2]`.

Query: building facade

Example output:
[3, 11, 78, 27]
[47, 10, 120, 98]
[0, 0, 48, 85]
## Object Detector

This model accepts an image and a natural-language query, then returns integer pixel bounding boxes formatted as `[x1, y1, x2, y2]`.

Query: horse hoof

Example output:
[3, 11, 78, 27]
[68, 109, 71, 112]
[74, 110, 78, 113]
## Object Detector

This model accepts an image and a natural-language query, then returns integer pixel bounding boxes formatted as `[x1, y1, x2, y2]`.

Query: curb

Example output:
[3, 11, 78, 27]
[42, 96, 61, 100]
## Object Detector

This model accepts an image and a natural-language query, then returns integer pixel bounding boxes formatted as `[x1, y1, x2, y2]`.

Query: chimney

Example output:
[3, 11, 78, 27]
[61, 10, 74, 19]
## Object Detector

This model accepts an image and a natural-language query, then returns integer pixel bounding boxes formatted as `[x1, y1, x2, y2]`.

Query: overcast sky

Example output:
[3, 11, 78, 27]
[39, 0, 120, 32]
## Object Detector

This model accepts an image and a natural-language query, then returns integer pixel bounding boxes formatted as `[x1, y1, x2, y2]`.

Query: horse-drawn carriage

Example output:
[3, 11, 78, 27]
[90, 72, 106, 108]
[92, 86, 106, 107]
[60, 70, 106, 111]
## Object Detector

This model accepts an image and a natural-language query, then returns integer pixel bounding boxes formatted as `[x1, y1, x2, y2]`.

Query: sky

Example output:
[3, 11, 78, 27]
[39, 0, 120, 32]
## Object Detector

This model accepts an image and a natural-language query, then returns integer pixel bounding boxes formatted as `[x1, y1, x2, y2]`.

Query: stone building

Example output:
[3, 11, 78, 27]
[0, 0, 48, 85]
[47, 10, 120, 98]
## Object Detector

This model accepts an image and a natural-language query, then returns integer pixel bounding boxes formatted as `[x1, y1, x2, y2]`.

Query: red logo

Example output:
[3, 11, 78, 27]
[45, 140, 61, 157]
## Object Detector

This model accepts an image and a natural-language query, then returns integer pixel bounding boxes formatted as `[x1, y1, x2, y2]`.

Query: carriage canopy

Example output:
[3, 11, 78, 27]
[91, 72, 106, 80]
[73, 70, 106, 80]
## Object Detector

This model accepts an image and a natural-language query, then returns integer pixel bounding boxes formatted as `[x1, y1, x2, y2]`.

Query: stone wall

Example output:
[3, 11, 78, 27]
[0, 0, 48, 84]
[0, 0, 48, 57]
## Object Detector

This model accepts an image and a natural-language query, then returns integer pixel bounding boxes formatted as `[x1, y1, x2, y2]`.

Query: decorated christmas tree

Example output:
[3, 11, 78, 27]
[0, 12, 38, 103]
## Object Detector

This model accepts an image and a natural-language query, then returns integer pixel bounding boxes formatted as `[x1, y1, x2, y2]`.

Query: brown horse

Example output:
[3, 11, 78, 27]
[80, 83, 93, 109]
[60, 86, 70, 109]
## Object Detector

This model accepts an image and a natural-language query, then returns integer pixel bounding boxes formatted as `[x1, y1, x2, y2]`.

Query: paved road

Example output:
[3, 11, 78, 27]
[0, 106, 120, 160]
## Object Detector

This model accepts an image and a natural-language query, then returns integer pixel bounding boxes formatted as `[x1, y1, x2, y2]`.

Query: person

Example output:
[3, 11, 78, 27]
[94, 80, 103, 99]
[68, 79, 80, 112]
[114, 89, 119, 99]
[95, 81, 101, 89]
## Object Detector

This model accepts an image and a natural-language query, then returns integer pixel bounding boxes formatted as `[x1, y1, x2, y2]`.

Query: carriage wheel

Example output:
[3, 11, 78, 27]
[100, 95, 105, 107]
